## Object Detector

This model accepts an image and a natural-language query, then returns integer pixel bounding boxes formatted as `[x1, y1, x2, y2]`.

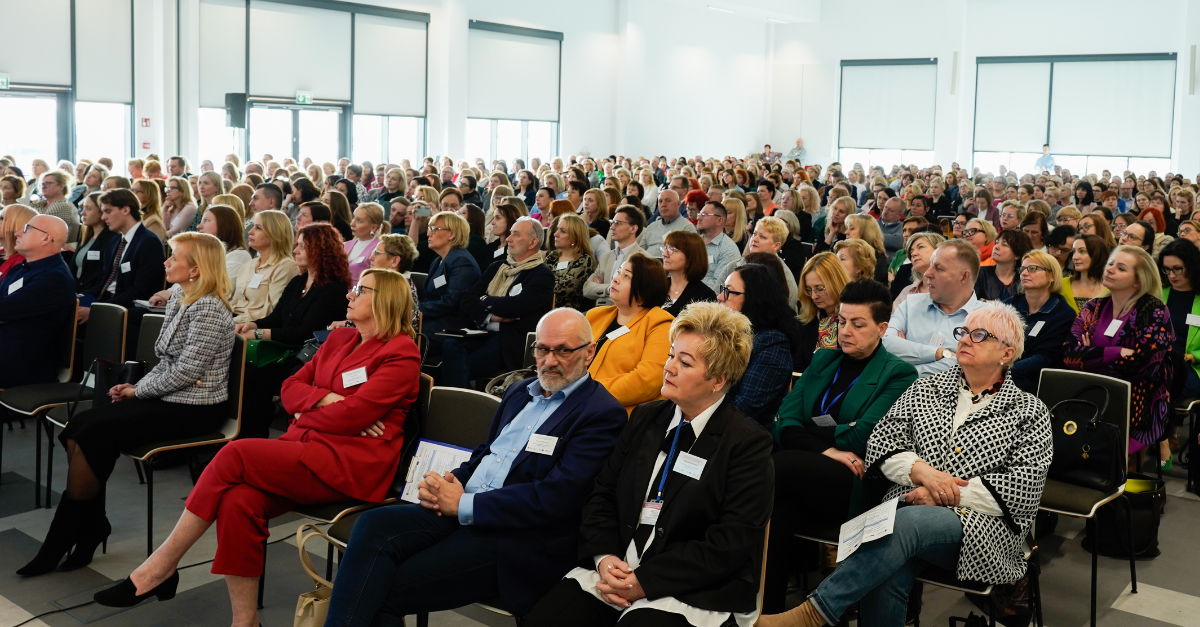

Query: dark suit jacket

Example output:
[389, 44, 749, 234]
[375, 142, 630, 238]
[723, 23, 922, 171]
[82, 224, 166, 309]
[449, 376, 627, 616]
[577, 398, 774, 613]
[253, 275, 351, 346]
[663, 280, 716, 318]
[0, 255, 77, 387]
[463, 259, 555, 370]
[71, 229, 118, 295]
[420, 248, 481, 333]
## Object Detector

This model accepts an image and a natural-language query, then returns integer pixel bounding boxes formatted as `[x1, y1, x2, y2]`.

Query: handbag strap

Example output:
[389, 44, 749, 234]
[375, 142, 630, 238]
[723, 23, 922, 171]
[67, 359, 99, 421]
[1071, 384, 1110, 419]
[1048, 398, 1101, 423]
[295, 523, 335, 589]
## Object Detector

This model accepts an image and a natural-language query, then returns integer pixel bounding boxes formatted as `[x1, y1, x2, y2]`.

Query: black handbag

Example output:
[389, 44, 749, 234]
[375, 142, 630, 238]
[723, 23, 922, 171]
[67, 358, 148, 420]
[1046, 385, 1125, 493]
[1083, 473, 1166, 559]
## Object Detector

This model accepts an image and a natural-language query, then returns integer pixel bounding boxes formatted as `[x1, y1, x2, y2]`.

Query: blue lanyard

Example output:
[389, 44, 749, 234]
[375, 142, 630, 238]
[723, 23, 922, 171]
[654, 421, 685, 503]
[819, 366, 861, 417]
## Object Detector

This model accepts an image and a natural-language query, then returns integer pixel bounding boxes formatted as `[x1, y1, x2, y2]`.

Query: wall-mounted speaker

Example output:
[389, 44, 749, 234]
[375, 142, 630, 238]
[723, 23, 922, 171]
[225, 93, 247, 129]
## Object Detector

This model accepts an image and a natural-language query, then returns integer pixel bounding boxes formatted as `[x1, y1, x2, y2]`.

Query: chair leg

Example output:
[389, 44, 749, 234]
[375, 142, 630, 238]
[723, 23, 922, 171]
[326, 543, 335, 582]
[1088, 516, 1098, 627]
[416, 613, 429, 627]
[1032, 559, 1044, 627]
[145, 461, 154, 557]
[43, 420, 54, 509]
[134, 458, 145, 485]
[34, 415, 42, 508]
[258, 538, 267, 609]
[1155, 441, 1163, 481]
[1123, 494, 1138, 593]
[988, 594, 997, 627]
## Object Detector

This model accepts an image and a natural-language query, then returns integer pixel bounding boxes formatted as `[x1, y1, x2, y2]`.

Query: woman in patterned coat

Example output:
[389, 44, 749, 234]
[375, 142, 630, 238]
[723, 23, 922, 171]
[1063, 245, 1174, 462]
[757, 302, 1052, 627]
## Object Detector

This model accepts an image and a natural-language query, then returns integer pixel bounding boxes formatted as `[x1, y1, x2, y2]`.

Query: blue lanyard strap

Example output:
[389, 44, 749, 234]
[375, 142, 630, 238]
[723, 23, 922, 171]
[819, 366, 861, 417]
[655, 420, 684, 502]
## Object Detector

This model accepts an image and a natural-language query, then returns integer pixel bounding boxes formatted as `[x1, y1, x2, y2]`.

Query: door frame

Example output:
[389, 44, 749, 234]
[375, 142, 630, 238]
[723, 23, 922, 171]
[245, 98, 349, 163]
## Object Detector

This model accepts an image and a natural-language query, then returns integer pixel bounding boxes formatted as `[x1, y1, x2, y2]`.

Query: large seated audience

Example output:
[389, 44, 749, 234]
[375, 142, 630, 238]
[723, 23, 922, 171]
[4, 144, 1200, 626]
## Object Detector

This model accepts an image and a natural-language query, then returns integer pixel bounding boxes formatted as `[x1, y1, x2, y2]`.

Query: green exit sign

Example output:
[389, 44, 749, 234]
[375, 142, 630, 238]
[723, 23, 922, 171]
[295, 91, 313, 105]
[0, 74, 9, 90]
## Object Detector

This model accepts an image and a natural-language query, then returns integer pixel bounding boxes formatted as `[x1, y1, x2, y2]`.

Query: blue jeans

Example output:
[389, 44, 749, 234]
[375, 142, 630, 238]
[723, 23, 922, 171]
[441, 333, 504, 389]
[323, 503, 500, 627]
[810, 505, 963, 626]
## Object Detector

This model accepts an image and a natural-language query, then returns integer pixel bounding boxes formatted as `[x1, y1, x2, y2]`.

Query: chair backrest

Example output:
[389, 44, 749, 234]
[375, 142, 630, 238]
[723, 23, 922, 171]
[136, 314, 166, 368]
[56, 300, 80, 382]
[411, 271, 428, 302]
[1037, 368, 1132, 465]
[522, 331, 537, 369]
[80, 303, 128, 372]
[390, 373, 435, 493]
[423, 386, 501, 451]
[220, 335, 247, 440]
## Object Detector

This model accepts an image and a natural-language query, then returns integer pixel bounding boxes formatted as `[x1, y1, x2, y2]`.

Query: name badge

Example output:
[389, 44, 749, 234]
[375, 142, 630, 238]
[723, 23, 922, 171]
[1104, 319, 1123, 337]
[120, 261, 132, 273]
[556, 261, 569, 270]
[812, 414, 838, 427]
[673, 451, 706, 480]
[341, 366, 368, 388]
[7, 278, 23, 295]
[355, 256, 366, 264]
[494, 247, 506, 258]
[605, 326, 631, 341]
[1187, 313, 1200, 328]
[248, 273, 266, 289]
[1029, 321, 1045, 337]
[509, 283, 523, 296]
[638, 501, 662, 525]
[708, 255, 714, 264]
[432, 275, 447, 289]
[87, 250, 101, 260]
[929, 331, 944, 347]
[525, 433, 558, 455]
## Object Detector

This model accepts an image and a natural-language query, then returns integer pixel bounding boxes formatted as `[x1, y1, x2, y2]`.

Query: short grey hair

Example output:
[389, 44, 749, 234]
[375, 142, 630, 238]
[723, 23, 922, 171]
[536, 307, 592, 345]
[514, 216, 543, 245]
[964, 302, 1026, 365]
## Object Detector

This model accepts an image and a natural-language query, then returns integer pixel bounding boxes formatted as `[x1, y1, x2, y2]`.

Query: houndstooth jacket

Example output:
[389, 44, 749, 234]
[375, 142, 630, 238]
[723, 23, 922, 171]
[135, 285, 235, 405]
[865, 366, 1053, 584]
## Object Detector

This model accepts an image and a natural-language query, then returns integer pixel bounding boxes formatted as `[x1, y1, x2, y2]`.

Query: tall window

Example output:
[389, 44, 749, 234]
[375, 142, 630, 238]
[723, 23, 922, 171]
[352, 114, 425, 167]
[75, 102, 131, 178]
[0, 94, 58, 175]
[838, 60, 937, 171]
[464, 119, 559, 167]
[838, 149, 935, 171]
[197, 107, 242, 170]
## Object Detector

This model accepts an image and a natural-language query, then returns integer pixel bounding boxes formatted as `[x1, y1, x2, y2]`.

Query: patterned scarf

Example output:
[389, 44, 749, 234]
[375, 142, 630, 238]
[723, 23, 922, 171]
[486, 250, 545, 297]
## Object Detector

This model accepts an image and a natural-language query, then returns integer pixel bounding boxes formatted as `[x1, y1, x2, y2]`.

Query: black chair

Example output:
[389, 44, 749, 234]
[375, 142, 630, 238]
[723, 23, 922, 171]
[410, 271, 428, 302]
[0, 302, 126, 508]
[1036, 368, 1136, 627]
[1178, 396, 1200, 492]
[522, 331, 537, 369]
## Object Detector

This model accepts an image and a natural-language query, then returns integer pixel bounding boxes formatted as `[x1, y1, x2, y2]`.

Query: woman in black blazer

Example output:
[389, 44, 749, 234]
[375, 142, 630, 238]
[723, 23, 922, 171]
[234, 223, 352, 438]
[525, 302, 773, 627]
[71, 192, 118, 294]
[662, 231, 716, 318]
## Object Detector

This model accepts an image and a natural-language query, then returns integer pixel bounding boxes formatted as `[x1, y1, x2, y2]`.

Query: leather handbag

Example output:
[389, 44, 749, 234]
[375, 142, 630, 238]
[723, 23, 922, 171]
[294, 523, 334, 627]
[245, 339, 302, 368]
[67, 359, 148, 420]
[1046, 385, 1125, 493]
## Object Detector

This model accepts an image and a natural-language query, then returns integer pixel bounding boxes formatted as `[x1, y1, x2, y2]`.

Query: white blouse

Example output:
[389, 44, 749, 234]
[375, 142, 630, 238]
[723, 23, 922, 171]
[225, 248, 253, 292]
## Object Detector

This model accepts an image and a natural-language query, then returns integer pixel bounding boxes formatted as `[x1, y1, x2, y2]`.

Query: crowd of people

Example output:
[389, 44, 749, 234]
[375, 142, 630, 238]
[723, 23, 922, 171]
[0, 144, 1195, 627]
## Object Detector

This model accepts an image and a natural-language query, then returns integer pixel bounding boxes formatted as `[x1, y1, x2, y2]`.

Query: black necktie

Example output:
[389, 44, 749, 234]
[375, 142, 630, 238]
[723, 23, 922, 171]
[99, 237, 128, 296]
[633, 421, 696, 557]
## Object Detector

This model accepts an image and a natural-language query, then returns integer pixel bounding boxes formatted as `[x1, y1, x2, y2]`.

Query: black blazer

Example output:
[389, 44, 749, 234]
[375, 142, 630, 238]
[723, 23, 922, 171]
[463, 260, 555, 370]
[252, 275, 351, 346]
[577, 398, 774, 613]
[71, 228, 118, 294]
[778, 238, 807, 281]
[664, 280, 717, 318]
[83, 224, 165, 309]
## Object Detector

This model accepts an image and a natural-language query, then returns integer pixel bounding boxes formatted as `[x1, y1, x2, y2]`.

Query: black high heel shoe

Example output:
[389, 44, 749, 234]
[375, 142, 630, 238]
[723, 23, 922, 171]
[17, 497, 84, 577]
[94, 571, 179, 607]
[60, 515, 111, 571]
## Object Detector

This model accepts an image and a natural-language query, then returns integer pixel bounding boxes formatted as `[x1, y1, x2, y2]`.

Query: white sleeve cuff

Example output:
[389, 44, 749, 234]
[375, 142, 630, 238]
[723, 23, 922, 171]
[881, 452, 922, 486]
[960, 477, 1003, 516]
[594, 554, 616, 570]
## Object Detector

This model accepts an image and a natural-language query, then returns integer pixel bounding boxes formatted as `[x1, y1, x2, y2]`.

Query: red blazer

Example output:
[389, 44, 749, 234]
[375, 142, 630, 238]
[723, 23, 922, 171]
[279, 326, 420, 502]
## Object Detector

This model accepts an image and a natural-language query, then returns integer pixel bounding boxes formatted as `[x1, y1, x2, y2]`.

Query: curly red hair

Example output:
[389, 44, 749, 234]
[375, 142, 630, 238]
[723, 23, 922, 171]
[298, 223, 352, 287]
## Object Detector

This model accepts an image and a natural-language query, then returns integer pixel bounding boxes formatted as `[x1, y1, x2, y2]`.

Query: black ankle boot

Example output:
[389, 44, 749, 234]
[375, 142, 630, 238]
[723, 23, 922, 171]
[17, 496, 84, 577]
[60, 496, 111, 571]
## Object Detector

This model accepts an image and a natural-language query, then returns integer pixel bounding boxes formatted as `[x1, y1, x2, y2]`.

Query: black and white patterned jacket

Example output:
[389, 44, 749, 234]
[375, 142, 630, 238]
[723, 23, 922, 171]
[865, 366, 1053, 584]
[135, 285, 235, 406]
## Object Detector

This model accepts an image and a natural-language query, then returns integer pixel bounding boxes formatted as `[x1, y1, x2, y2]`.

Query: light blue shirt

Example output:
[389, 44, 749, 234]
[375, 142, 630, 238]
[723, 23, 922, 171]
[458, 374, 591, 525]
[1034, 154, 1055, 172]
[883, 292, 983, 377]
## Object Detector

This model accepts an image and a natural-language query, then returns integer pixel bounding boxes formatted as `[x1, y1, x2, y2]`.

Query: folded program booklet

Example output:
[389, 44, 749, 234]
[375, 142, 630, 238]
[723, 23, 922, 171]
[400, 439, 475, 504]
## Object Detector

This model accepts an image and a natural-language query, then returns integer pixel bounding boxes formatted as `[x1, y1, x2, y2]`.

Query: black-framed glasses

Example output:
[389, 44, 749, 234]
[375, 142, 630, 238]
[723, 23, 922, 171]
[1018, 265, 1048, 275]
[961, 228, 983, 238]
[1121, 232, 1143, 243]
[1164, 266, 1187, 277]
[953, 326, 1009, 345]
[530, 342, 592, 360]
[718, 285, 744, 299]
[22, 223, 49, 237]
[351, 285, 376, 297]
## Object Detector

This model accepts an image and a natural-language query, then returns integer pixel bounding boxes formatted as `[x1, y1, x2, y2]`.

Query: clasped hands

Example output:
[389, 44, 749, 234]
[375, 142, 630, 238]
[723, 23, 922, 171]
[108, 383, 137, 402]
[595, 556, 645, 608]
[906, 461, 969, 507]
[417, 471, 465, 518]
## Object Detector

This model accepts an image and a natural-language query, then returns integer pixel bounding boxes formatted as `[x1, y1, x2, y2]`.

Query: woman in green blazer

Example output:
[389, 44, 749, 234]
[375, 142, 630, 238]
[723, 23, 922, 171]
[1159, 239, 1200, 470]
[763, 280, 918, 614]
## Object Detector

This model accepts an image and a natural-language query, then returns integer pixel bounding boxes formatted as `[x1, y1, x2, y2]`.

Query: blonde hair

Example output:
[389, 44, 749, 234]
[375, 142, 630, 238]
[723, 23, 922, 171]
[1021, 250, 1063, 294]
[966, 218, 997, 243]
[754, 215, 788, 245]
[355, 202, 391, 236]
[845, 214, 886, 255]
[1055, 206, 1082, 222]
[963, 302, 1025, 366]
[667, 301, 753, 390]
[432, 211, 470, 249]
[723, 198, 748, 242]
[826, 196, 857, 237]
[1000, 200, 1027, 222]
[834, 238, 877, 281]
[2, 204, 37, 253]
[212, 193, 246, 222]
[583, 188, 610, 221]
[253, 210, 295, 264]
[166, 175, 194, 207]
[798, 251, 851, 323]
[197, 171, 223, 208]
[133, 179, 163, 223]
[554, 214, 593, 258]
[384, 167, 408, 194]
[357, 268, 416, 341]
[798, 185, 820, 215]
[1110, 245, 1162, 304]
[169, 232, 233, 310]
[378, 233, 419, 272]
[413, 185, 439, 206]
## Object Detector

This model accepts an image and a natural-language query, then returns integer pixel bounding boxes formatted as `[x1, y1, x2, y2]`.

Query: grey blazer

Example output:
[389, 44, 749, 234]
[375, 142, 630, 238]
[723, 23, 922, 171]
[136, 286, 236, 405]
[583, 242, 643, 305]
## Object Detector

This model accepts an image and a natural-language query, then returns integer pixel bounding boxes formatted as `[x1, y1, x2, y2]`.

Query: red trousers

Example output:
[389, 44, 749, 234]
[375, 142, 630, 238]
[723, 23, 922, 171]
[185, 439, 350, 577]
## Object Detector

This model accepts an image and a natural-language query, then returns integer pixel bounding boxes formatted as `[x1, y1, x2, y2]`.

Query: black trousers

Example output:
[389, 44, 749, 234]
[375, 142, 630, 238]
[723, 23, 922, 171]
[763, 449, 855, 614]
[238, 361, 294, 439]
[523, 579, 695, 627]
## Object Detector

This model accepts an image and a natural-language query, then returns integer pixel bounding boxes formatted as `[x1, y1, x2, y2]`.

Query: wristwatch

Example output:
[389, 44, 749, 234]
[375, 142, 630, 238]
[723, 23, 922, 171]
[255, 329, 264, 340]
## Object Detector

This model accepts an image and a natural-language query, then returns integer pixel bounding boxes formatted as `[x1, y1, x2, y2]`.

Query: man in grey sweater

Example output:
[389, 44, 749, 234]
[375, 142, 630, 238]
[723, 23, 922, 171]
[880, 197, 906, 263]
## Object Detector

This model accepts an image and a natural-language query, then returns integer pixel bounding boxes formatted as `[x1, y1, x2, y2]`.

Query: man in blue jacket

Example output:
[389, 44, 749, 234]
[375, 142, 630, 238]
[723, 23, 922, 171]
[0, 215, 76, 388]
[323, 308, 628, 622]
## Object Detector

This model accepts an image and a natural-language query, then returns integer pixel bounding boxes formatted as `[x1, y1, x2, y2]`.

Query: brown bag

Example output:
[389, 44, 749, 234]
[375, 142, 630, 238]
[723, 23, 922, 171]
[294, 524, 335, 627]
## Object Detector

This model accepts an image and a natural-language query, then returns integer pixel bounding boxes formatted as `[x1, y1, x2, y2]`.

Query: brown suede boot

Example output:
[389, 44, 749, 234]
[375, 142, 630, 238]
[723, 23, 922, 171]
[756, 599, 827, 627]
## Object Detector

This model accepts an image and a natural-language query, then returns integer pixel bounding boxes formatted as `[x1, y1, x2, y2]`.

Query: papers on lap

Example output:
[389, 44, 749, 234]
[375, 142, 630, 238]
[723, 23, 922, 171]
[836, 497, 899, 562]
[400, 439, 475, 504]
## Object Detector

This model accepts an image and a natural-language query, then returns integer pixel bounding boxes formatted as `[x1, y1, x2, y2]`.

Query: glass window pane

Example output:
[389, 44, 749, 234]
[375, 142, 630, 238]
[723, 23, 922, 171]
[299, 109, 340, 167]
[1007, 153, 1041, 176]
[465, 118, 491, 164]
[528, 121, 554, 164]
[249, 107, 294, 165]
[75, 102, 130, 178]
[388, 116, 422, 168]
[198, 107, 241, 172]
[1129, 158, 1171, 178]
[352, 114, 383, 165]
[838, 149, 871, 169]
[0, 95, 57, 175]
[1086, 156, 1129, 177]
[496, 120, 521, 167]
[1054, 155, 1088, 177]
[868, 149, 901, 171]
[900, 150, 934, 168]
[972, 152, 1009, 175]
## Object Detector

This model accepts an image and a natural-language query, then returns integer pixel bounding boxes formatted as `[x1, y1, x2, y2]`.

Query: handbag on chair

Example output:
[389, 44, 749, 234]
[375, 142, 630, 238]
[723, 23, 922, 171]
[66, 358, 148, 420]
[1046, 385, 1125, 493]
[294, 523, 335, 627]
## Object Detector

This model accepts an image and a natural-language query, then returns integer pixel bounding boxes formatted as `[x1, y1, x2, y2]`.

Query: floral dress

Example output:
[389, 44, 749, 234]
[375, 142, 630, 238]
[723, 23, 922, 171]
[545, 249, 597, 312]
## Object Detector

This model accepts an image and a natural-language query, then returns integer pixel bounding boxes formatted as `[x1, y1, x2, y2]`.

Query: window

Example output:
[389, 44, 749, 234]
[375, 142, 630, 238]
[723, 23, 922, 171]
[465, 118, 491, 165]
[197, 107, 242, 171]
[0, 94, 58, 175]
[248, 107, 293, 164]
[972, 152, 1173, 178]
[387, 117, 424, 167]
[352, 115, 384, 165]
[838, 149, 934, 171]
[298, 109, 339, 166]
[465, 119, 558, 166]
[352, 114, 425, 167]
[838, 60, 937, 164]
[75, 102, 131, 178]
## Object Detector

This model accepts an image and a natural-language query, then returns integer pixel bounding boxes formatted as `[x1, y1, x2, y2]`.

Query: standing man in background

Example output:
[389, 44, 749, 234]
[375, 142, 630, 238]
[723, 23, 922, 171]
[1034, 144, 1055, 173]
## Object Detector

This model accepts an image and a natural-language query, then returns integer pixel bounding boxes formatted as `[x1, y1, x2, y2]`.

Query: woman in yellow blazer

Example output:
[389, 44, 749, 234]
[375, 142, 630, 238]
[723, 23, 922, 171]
[586, 252, 674, 414]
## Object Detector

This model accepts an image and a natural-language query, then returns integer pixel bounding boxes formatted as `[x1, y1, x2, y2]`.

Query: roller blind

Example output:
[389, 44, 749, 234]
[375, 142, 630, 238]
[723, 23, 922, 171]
[1049, 59, 1176, 158]
[467, 26, 560, 121]
[199, 0, 246, 108]
[839, 62, 937, 150]
[249, 1, 351, 101]
[0, 0, 72, 87]
[353, 14, 426, 117]
[973, 63, 1051, 153]
[76, 0, 133, 103]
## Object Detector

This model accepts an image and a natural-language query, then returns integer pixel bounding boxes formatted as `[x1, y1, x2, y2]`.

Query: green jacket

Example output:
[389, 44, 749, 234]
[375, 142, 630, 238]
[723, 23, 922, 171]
[1163, 287, 1200, 381]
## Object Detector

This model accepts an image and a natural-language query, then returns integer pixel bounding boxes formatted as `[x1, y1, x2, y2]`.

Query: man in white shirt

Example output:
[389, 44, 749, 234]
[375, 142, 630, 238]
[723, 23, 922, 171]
[639, 190, 696, 258]
[1034, 144, 1055, 173]
[584, 206, 644, 306]
[695, 201, 740, 292]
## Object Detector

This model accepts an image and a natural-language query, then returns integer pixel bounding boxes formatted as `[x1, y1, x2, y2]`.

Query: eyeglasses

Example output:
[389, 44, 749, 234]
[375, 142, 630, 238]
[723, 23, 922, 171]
[961, 228, 982, 237]
[1164, 266, 1187, 277]
[1121, 232, 1143, 243]
[610, 218, 633, 227]
[530, 342, 592, 360]
[427, 225, 448, 233]
[661, 245, 678, 256]
[953, 326, 1009, 345]
[695, 211, 722, 220]
[718, 285, 745, 299]
[350, 285, 376, 297]
[1180, 227, 1196, 237]
[1019, 265, 1048, 275]
[22, 223, 49, 237]
[370, 249, 396, 257]
[803, 285, 827, 296]
[1002, 213, 1017, 219]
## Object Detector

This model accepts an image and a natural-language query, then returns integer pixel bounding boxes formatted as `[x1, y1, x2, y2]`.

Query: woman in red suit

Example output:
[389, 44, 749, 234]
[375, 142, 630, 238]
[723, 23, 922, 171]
[93, 267, 421, 627]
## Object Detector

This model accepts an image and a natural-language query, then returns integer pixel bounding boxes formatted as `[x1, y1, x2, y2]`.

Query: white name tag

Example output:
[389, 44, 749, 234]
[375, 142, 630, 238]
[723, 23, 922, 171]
[494, 247, 506, 258]
[1187, 313, 1200, 328]
[87, 250, 100, 260]
[929, 331, 944, 347]
[708, 255, 714, 264]
[341, 367, 368, 388]
[8, 278, 23, 294]
[605, 326, 631, 341]
[556, 261, 569, 270]
[1030, 321, 1045, 337]
[248, 273, 265, 289]
[1104, 319, 1123, 337]
[525, 433, 558, 455]
[509, 283, 523, 296]
[812, 414, 838, 427]
[674, 451, 706, 480]
[354, 255, 365, 264]
[432, 275, 447, 289]
[638, 501, 662, 525]
[120, 261, 131, 273]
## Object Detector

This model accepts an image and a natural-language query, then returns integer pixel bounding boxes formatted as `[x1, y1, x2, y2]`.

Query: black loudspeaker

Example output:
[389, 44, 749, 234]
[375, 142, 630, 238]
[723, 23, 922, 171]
[225, 93, 247, 129]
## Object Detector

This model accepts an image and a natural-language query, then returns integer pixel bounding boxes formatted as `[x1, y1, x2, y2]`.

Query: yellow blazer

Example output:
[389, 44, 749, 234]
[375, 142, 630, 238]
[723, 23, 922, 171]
[586, 305, 675, 414]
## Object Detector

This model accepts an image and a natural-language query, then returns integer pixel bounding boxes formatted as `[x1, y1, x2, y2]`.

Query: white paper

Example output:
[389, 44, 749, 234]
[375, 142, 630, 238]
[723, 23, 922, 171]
[708, 255, 714, 264]
[133, 299, 166, 312]
[248, 273, 265, 289]
[1104, 319, 1123, 337]
[120, 261, 131, 273]
[87, 250, 100, 260]
[1187, 313, 1200, 328]
[673, 451, 706, 480]
[509, 283, 523, 296]
[494, 247, 506, 258]
[341, 366, 368, 388]
[638, 502, 662, 525]
[837, 497, 900, 562]
[812, 414, 838, 427]
[606, 326, 631, 341]
[1029, 321, 1045, 337]
[525, 434, 558, 455]
[7, 278, 22, 294]
[929, 331, 944, 347]
[400, 439, 475, 504]
[556, 261, 569, 270]
[432, 275, 447, 289]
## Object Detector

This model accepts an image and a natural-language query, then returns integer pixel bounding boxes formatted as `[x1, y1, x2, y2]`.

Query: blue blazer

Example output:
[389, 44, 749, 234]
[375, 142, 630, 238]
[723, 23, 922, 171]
[81, 224, 165, 309]
[450, 376, 627, 616]
[0, 255, 77, 388]
[419, 247, 480, 332]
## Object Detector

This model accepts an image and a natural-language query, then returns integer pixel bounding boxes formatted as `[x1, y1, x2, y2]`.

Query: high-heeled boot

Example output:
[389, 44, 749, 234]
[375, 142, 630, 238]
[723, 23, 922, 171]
[60, 494, 111, 571]
[16, 496, 85, 576]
